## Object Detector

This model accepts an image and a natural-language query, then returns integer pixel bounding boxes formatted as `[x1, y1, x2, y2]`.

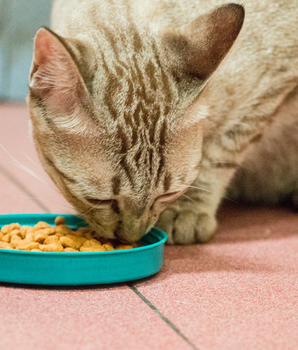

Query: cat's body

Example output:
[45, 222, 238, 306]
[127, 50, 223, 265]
[27, 0, 298, 244]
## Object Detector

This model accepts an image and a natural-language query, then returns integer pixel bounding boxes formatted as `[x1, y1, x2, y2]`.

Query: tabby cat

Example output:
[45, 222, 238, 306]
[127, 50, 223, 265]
[27, 0, 298, 244]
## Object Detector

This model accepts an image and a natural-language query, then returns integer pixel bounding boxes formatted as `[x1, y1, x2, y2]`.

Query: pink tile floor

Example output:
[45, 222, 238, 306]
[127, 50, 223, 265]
[0, 104, 298, 350]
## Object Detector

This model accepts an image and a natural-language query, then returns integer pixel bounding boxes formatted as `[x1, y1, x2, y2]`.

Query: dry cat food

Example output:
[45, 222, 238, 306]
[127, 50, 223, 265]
[0, 217, 135, 252]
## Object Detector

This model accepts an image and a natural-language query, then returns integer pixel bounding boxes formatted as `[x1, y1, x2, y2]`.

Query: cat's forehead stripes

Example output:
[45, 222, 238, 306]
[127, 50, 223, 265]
[112, 175, 121, 195]
[95, 24, 177, 192]
[163, 173, 172, 192]
[124, 197, 149, 219]
[98, 19, 176, 116]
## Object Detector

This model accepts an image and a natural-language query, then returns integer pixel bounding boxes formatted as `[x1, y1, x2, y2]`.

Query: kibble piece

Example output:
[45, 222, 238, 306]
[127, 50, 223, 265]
[80, 246, 105, 252]
[102, 243, 114, 251]
[72, 229, 85, 237]
[10, 235, 22, 248]
[55, 225, 73, 235]
[9, 223, 21, 232]
[43, 227, 57, 235]
[55, 232, 64, 238]
[17, 241, 39, 250]
[34, 221, 51, 230]
[44, 235, 59, 245]
[116, 245, 133, 250]
[55, 216, 65, 226]
[9, 229, 22, 238]
[84, 231, 94, 240]
[25, 232, 34, 242]
[31, 249, 42, 252]
[10, 223, 20, 230]
[19, 227, 27, 239]
[64, 247, 79, 253]
[1, 225, 10, 234]
[60, 235, 86, 250]
[39, 243, 64, 252]
[0, 242, 12, 249]
[25, 227, 35, 235]
[33, 230, 49, 243]
[82, 239, 103, 248]
[76, 227, 91, 235]
[0, 217, 137, 252]
[2, 234, 10, 243]
[1, 225, 9, 235]
[60, 236, 74, 248]
[1, 223, 20, 234]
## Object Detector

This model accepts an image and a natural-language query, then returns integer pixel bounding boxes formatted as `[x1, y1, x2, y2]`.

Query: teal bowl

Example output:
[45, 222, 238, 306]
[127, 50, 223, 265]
[0, 214, 167, 285]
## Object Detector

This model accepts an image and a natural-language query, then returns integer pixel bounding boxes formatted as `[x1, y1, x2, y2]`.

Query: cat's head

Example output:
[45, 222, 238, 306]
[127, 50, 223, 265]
[27, 4, 244, 243]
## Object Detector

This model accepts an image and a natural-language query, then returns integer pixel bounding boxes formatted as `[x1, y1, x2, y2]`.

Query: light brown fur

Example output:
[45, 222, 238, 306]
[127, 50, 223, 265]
[27, 0, 298, 244]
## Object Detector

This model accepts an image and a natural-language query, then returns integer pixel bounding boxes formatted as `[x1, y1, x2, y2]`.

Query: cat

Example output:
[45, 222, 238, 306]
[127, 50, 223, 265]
[27, 0, 298, 245]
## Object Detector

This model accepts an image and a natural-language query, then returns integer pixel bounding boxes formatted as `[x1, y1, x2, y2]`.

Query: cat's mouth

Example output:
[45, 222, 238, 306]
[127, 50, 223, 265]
[114, 231, 129, 244]
[114, 231, 139, 244]
[113, 223, 149, 244]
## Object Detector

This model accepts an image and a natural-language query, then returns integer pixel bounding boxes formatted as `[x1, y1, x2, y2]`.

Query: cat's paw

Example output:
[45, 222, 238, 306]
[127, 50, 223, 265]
[156, 208, 217, 245]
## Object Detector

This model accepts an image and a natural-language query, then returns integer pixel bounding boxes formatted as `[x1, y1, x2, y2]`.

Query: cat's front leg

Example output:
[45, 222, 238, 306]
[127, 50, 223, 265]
[157, 157, 238, 245]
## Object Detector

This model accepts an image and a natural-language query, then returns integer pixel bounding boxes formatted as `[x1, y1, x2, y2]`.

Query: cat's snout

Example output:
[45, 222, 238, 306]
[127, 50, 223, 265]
[114, 230, 130, 244]
[114, 228, 143, 244]
[114, 220, 148, 244]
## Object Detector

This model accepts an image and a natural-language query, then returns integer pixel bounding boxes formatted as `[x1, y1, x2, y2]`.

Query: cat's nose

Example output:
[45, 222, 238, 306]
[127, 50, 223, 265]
[114, 223, 146, 243]
[114, 230, 142, 244]
[114, 230, 129, 244]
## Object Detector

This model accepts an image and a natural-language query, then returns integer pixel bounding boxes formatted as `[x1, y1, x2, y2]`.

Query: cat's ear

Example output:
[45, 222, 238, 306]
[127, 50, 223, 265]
[29, 27, 90, 114]
[163, 3, 244, 79]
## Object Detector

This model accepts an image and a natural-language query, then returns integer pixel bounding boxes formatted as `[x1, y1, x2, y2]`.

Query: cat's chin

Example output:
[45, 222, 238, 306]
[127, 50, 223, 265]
[115, 236, 133, 244]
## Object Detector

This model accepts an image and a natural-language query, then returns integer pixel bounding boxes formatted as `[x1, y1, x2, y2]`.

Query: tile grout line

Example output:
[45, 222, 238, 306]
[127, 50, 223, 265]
[128, 285, 199, 350]
[0, 163, 51, 213]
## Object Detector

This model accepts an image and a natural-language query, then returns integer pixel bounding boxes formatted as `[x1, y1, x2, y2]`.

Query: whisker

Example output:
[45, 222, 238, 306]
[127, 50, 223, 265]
[0, 143, 84, 212]
[82, 206, 95, 216]
[50, 202, 75, 212]
[0, 142, 49, 185]
[22, 152, 40, 168]
[210, 160, 250, 170]
[222, 195, 239, 204]
[0, 143, 68, 196]
[19, 156, 65, 195]
[210, 160, 240, 166]
[180, 184, 239, 204]
[177, 184, 214, 194]
[6, 194, 75, 211]
[182, 194, 201, 207]
[11, 160, 49, 185]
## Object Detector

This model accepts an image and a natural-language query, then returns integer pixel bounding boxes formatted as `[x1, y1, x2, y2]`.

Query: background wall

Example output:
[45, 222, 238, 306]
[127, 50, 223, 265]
[0, 0, 52, 101]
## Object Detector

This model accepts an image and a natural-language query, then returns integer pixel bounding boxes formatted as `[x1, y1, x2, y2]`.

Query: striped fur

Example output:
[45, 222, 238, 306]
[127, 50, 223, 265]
[27, 0, 298, 244]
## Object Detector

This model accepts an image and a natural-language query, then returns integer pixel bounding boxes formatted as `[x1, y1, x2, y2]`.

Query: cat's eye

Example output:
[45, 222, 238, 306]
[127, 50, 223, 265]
[155, 191, 181, 203]
[85, 198, 113, 206]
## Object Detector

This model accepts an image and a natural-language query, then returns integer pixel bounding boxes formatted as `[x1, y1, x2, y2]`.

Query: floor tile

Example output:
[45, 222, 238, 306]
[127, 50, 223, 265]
[0, 104, 194, 350]
[2, 104, 298, 350]
[0, 170, 43, 214]
[134, 204, 298, 350]
[0, 284, 193, 350]
[0, 105, 74, 214]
